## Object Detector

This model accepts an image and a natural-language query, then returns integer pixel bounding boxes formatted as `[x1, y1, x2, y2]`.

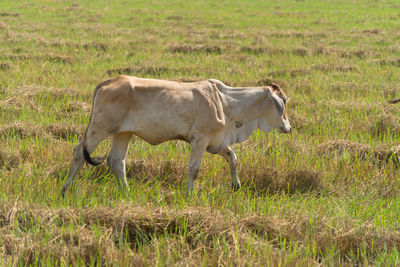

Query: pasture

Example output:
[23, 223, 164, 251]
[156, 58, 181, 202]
[1, 0, 400, 265]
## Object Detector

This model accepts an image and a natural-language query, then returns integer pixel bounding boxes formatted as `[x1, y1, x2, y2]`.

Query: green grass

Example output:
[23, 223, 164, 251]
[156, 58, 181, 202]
[1, 0, 400, 265]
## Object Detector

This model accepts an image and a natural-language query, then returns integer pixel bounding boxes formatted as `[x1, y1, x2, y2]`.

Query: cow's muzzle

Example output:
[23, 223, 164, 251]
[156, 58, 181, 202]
[279, 126, 292, 134]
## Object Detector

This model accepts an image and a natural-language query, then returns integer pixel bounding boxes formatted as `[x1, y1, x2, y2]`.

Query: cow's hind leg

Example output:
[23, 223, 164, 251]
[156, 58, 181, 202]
[218, 146, 241, 191]
[107, 132, 133, 192]
[61, 130, 108, 196]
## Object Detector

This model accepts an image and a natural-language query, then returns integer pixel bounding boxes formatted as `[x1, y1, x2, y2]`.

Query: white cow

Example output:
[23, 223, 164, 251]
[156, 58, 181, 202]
[61, 76, 291, 196]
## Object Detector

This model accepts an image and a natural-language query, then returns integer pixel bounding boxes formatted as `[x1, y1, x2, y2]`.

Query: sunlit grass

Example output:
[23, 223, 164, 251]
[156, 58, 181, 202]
[1, 0, 400, 265]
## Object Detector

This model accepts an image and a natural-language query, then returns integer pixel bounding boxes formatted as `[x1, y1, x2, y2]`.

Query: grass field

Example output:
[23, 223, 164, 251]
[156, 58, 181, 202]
[1, 0, 400, 265]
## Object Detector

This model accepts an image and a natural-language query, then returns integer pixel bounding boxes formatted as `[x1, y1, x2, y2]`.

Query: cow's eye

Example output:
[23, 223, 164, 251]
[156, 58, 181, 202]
[282, 98, 287, 105]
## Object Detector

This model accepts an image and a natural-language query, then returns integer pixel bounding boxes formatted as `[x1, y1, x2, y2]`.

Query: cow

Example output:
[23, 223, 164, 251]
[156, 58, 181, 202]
[61, 76, 291, 196]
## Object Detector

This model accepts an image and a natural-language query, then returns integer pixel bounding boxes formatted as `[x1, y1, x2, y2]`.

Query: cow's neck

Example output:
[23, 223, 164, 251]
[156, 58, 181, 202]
[221, 87, 266, 122]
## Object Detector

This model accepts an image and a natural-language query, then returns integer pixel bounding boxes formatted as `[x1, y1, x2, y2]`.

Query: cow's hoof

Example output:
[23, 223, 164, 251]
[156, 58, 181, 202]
[232, 183, 241, 192]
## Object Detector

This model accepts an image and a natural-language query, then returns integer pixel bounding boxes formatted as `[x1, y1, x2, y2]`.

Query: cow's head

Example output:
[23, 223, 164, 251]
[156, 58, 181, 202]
[263, 83, 291, 134]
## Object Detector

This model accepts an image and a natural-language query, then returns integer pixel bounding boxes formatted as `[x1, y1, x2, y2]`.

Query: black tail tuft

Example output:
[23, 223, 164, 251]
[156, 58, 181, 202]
[83, 145, 104, 166]
[389, 98, 400, 104]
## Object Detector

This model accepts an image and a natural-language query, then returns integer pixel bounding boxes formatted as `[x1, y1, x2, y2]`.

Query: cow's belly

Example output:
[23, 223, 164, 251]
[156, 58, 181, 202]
[120, 117, 191, 145]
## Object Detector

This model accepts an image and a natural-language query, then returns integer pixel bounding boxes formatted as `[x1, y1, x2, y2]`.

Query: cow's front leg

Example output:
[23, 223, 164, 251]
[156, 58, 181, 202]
[219, 146, 241, 191]
[187, 137, 209, 195]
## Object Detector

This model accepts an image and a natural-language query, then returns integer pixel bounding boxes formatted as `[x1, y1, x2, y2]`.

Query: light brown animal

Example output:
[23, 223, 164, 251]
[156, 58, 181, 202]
[61, 76, 291, 196]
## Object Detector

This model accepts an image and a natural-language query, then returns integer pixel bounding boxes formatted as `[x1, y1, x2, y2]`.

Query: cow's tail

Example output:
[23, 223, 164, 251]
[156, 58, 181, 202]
[83, 143, 104, 166]
[81, 79, 114, 166]
[389, 98, 400, 104]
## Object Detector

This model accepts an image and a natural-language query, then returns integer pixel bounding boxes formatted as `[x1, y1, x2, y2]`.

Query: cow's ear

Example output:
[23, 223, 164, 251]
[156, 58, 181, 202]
[266, 88, 284, 114]
[269, 83, 280, 91]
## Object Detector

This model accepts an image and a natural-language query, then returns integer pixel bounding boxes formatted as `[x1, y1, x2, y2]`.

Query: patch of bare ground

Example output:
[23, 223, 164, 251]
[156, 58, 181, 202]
[0, 122, 83, 141]
[106, 65, 192, 76]
[317, 140, 400, 165]
[168, 44, 222, 54]
[2, 201, 398, 264]
[0, 148, 21, 170]
[370, 58, 400, 67]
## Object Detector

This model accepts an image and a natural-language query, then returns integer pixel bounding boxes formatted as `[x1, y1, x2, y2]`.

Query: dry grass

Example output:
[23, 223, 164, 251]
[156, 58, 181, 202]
[253, 78, 289, 90]
[239, 46, 309, 56]
[312, 64, 359, 73]
[318, 140, 400, 164]
[60, 100, 91, 114]
[370, 58, 400, 67]
[0, 86, 84, 112]
[2, 53, 72, 64]
[168, 44, 222, 54]
[2, 0, 400, 264]
[268, 68, 310, 78]
[40, 40, 109, 51]
[0, 62, 11, 71]
[106, 65, 192, 76]
[362, 28, 384, 35]
[0, 122, 84, 141]
[83, 158, 187, 188]
[1, 200, 399, 265]
[340, 49, 369, 58]
[0, 12, 20, 17]
[241, 166, 323, 195]
[0, 148, 21, 170]
[370, 115, 400, 138]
